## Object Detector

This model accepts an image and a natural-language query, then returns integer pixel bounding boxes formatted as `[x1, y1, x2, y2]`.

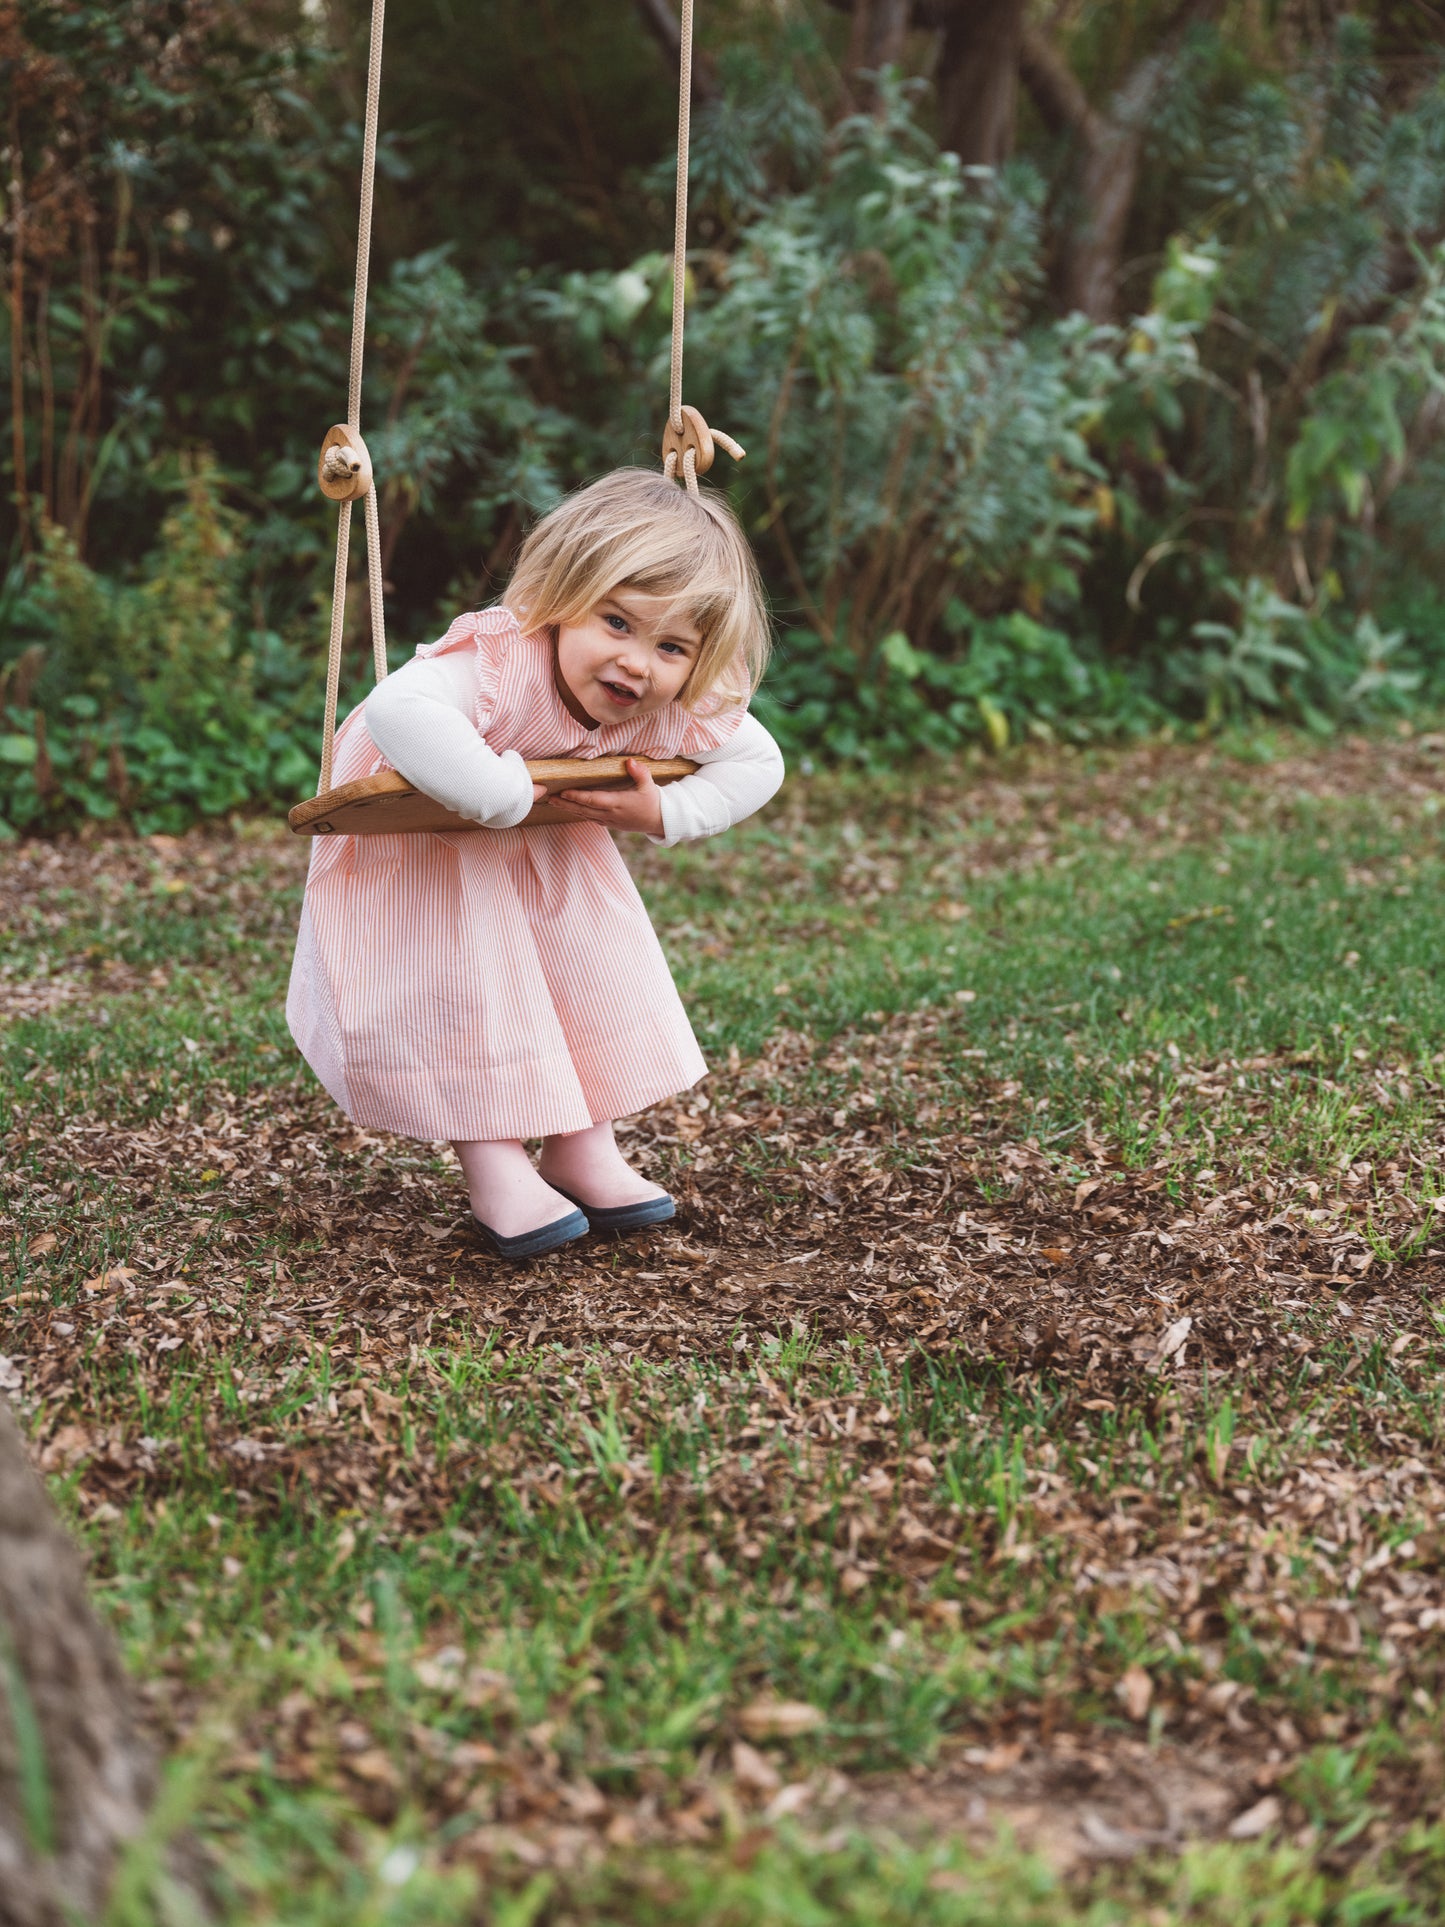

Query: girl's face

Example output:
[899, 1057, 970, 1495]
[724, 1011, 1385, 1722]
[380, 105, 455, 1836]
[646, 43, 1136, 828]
[554, 589, 703, 725]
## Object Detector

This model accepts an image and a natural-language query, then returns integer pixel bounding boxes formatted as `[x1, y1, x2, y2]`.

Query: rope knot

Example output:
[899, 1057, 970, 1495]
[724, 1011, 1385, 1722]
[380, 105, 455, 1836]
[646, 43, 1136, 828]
[661, 404, 745, 496]
[317, 425, 374, 501]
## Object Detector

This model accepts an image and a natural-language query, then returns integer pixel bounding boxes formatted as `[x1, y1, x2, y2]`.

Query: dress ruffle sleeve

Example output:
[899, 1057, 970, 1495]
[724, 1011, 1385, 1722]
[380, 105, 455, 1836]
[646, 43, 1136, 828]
[668, 694, 749, 759]
[413, 605, 521, 738]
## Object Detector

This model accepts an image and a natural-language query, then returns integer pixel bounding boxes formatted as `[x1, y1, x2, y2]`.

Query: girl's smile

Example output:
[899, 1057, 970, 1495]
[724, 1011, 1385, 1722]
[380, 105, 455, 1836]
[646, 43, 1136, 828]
[555, 591, 703, 725]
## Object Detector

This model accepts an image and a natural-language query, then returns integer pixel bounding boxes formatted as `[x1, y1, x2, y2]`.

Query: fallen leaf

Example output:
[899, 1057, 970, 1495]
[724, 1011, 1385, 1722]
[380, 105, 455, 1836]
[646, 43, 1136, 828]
[41, 1424, 94, 1470]
[739, 1700, 825, 1740]
[1154, 1315, 1192, 1364]
[764, 1782, 813, 1821]
[83, 1266, 136, 1294]
[1117, 1664, 1153, 1722]
[345, 1748, 399, 1786]
[562, 1777, 608, 1820]
[731, 1740, 781, 1793]
[1080, 1810, 1150, 1858]
[26, 1233, 58, 1258]
[1228, 1795, 1281, 1840]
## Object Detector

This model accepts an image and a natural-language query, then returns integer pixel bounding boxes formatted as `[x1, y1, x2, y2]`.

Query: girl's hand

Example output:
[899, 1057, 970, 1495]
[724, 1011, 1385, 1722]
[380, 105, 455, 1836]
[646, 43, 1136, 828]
[531, 781, 549, 803]
[550, 758, 666, 836]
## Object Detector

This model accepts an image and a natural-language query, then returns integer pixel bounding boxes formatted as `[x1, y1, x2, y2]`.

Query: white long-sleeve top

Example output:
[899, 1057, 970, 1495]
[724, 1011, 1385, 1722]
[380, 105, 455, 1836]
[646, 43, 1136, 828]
[364, 648, 784, 845]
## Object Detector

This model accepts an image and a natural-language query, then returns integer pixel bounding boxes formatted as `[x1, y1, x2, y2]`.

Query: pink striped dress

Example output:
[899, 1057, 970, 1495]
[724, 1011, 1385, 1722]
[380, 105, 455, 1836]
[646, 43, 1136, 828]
[286, 607, 743, 1142]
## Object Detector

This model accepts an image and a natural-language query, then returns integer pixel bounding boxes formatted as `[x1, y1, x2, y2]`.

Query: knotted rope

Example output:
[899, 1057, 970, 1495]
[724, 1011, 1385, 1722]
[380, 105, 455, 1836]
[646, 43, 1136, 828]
[316, 0, 389, 796]
[311, 0, 739, 799]
[661, 0, 743, 496]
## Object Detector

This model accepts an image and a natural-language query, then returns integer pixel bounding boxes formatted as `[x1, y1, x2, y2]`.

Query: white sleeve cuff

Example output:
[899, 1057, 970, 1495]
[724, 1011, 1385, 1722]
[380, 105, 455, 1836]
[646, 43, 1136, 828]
[653, 774, 733, 845]
[480, 749, 538, 828]
[649, 712, 785, 845]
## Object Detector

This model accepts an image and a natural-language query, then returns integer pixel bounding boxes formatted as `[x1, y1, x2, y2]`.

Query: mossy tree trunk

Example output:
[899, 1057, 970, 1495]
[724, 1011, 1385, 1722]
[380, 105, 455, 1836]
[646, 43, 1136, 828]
[0, 1395, 158, 1927]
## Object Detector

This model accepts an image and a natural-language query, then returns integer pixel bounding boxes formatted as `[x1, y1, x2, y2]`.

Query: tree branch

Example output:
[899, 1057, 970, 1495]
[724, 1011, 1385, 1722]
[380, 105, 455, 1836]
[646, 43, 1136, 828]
[1017, 22, 1099, 143]
[632, 0, 719, 103]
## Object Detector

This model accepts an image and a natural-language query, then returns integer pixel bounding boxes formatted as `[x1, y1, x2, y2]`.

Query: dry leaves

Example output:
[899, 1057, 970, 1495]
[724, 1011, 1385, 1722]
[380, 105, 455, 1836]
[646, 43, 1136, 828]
[1116, 1666, 1153, 1723]
[6, 744, 1445, 1879]
[738, 1702, 826, 1741]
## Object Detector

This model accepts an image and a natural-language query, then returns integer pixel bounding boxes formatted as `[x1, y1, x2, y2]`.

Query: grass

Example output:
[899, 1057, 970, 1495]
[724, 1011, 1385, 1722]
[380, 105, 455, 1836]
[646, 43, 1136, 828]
[5, 730, 1445, 1922]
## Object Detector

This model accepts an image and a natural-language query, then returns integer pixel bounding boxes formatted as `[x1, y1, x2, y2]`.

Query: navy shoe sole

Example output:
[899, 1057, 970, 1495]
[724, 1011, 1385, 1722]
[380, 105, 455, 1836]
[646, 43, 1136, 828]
[470, 1206, 589, 1260]
[551, 1187, 675, 1234]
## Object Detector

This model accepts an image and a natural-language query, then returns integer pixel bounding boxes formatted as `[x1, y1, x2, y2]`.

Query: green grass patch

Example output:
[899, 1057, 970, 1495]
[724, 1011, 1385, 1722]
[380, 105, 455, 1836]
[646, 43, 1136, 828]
[6, 738, 1445, 1920]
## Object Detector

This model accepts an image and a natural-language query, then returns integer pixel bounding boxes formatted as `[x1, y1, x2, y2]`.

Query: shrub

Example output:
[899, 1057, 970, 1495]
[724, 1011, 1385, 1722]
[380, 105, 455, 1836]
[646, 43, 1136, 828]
[756, 612, 1164, 769]
[682, 92, 1200, 662]
[0, 457, 329, 835]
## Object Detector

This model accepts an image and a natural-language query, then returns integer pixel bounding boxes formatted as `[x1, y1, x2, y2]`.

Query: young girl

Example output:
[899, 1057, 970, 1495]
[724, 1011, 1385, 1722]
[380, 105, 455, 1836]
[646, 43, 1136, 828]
[287, 468, 784, 1258]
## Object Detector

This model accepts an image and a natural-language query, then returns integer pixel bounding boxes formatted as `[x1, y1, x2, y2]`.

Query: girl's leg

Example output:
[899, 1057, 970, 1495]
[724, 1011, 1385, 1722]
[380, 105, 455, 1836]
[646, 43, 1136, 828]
[537, 1119, 667, 1210]
[452, 1139, 578, 1238]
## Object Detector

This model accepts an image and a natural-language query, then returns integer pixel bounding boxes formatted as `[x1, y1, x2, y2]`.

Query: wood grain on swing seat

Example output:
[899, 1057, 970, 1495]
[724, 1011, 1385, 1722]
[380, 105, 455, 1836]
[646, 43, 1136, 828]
[286, 757, 699, 836]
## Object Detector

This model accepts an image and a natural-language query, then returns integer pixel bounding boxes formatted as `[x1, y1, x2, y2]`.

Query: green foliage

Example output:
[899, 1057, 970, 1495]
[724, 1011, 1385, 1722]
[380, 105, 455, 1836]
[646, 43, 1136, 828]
[686, 93, 1198, 655]
[0, 697, 320, 839]
[1180, 581, 1422, 731]
[8, 6, 1445, 822]
[757, 612, 1162, 768]
[0, 461, 320, 834]
[1128, 23, 1445, 692]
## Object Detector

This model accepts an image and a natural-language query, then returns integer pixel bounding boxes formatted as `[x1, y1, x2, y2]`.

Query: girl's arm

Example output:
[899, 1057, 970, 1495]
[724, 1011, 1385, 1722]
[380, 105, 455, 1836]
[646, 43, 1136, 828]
[652, 713, 785, 845]
[363, 651, 537, 828]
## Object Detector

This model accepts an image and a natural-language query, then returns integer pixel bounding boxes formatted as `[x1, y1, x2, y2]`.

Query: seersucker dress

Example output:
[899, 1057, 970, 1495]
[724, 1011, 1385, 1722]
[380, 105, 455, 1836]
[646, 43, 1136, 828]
[286, 606, 743, 1142]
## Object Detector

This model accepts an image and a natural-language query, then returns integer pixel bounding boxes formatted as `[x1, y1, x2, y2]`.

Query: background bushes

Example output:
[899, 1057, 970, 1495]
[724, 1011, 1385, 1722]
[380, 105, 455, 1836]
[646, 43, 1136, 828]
[5, 1, 1445, 830]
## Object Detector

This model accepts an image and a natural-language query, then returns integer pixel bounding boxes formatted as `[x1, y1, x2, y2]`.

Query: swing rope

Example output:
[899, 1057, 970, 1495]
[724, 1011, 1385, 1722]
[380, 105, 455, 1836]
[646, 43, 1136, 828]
[316, 0, 389, 795]
[661, 0, 745, 497]
[667, 0, 694, 450]
[312, 0, 742, 797]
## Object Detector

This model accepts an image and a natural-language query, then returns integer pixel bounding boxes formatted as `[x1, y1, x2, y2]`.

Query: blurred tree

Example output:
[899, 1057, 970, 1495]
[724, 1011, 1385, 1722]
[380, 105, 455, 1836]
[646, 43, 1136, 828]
[816, 0, 1231, 313]
[1020, 0, 1227, 316]
[1, 0, 345, 564]
[931, 0, 1029, 166]
[0, 1395, 185, 1926]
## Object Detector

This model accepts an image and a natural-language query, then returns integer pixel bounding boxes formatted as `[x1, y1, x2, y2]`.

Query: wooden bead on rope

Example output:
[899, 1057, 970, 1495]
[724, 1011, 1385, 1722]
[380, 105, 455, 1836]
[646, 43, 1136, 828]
[317, 424, 374, 501]
[661, 405, 745, 492]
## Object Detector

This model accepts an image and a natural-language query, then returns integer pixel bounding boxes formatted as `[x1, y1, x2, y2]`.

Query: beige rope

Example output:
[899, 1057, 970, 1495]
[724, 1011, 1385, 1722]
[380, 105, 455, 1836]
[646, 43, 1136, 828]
[319, 501, 352, 795]
[661, 1, 744, 500]
[318, 0, 388, 797]
[364, 484, 387, 684]
[668, 0, 694, 445]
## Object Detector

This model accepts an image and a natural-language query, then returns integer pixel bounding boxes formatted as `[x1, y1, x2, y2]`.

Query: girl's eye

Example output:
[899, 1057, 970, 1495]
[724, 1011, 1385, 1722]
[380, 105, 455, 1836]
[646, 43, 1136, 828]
[658, 641, 684, 657]
[604, 613, 629, 633]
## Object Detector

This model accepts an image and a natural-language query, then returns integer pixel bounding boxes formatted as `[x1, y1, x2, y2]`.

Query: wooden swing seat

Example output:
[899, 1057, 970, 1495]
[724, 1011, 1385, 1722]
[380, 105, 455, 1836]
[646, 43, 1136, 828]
[287, 756, 698, 836]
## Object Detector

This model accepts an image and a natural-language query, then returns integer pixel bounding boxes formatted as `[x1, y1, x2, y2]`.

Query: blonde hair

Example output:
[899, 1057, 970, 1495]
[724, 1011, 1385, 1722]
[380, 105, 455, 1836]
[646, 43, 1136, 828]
[503, 468, 769, 711]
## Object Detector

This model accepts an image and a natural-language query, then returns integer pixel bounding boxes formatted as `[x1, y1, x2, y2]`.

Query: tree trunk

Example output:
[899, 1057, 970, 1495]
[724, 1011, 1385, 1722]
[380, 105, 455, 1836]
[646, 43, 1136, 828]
[840, 0, 912, 112]
[1019, 1, 1225, 319]
[632, 0, 719, 103]
[0, 1396, 160, 1927]
[865, 0, 912, 71]
[934, 0, 1027, 167]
